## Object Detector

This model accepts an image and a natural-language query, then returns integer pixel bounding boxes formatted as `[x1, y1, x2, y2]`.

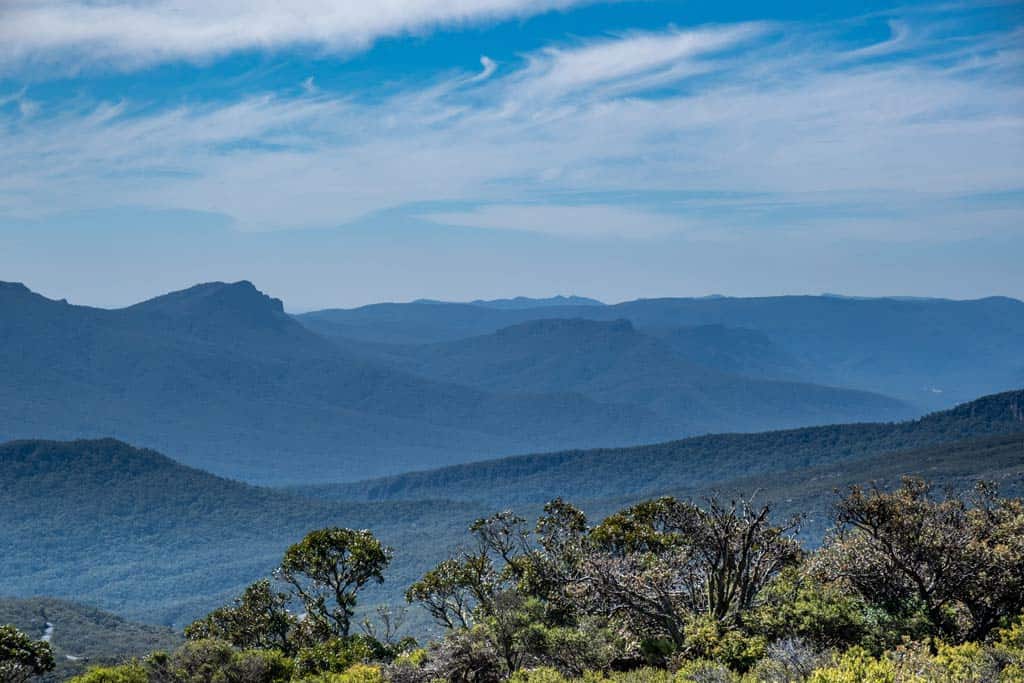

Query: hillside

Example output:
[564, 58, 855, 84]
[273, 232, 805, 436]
[0, 439, 488, 627]
[0, 280, 679, 484]
[298, 294, 1024, 409]
[0, 597, 181, 681]
[370, 318, 909, 434]
[3, 394, 1021, 637]
[298, 389, 1024, 507]
[657, 432, 1024, 543]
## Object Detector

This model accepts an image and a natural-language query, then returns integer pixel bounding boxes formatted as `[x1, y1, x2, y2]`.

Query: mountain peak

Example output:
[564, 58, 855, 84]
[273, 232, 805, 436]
[126, 281, 293, 337]
[132, 280, 284, 316]
[0, 281, 69, 310]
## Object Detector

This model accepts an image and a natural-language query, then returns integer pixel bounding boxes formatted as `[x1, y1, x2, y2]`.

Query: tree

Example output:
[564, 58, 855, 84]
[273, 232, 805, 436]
[185, 579, 299, 654]
[278, 528, 391, 639]
[0, 624, 55, 683]
[585, 496, 801, 647]
[407, 511, 531, 631]
[813, 477, 1024, 642]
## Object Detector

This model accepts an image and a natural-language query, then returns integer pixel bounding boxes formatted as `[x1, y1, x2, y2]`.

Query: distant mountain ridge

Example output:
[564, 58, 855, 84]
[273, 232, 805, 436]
[298, 294, 1024, 408]
[0, 281, 677, 483]
[414, 294, 605, 308]
[367, 317, 910, 435]
[0, 280, 916, 484]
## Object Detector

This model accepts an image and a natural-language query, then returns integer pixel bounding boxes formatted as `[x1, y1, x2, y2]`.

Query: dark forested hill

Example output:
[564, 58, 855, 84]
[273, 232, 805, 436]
[0, 439, 487, 628]
[0, 597, 181, 681]
[367, 318, 910, 435]
[298, 390, 1024, 508]
[299, 294, 1024, 409]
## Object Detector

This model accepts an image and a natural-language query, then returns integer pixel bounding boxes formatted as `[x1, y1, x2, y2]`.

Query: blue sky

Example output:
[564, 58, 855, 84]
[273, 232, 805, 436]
[1, 0, 1022, 309]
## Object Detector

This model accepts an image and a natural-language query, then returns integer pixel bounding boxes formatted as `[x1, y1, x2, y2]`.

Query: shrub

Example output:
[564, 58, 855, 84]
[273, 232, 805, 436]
[510, 666, 570, 682]
[293, 636, 378, 677]
[70, 663, 148, 683]
[806, 647, 895, 683]
[301, 663, 385, 682]
[748, 637, 831, 682]
[673, 659, 737, 682]
[680, 617, 765, 672]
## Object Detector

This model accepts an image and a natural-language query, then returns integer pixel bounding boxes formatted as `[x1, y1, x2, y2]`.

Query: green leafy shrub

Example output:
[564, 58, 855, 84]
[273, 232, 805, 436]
[70, 663, 149, 683]
[510, 666, 571, 682]
[673, 659, 737, 682]
[806, 647, 896, 683]
[301, 663, 385, 682]
[293, 636, 380, 678]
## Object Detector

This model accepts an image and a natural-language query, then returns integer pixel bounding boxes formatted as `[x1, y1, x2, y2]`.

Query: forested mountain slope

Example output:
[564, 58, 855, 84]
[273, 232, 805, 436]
[0, 439, 487, 627]
[299, 390, 1024, 507]
[0, 597, 181, 681]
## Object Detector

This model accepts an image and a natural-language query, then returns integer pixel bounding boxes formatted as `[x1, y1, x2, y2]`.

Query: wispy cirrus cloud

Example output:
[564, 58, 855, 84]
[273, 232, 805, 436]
[0, 0, 592, 72]
[1, 13, 1021, 243]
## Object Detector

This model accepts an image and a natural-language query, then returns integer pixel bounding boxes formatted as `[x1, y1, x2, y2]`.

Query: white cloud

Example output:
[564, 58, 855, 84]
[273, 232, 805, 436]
[0, 18, 1021, 240]
[473, 56, 499, 82]
[0, 0, 591, 72]
[514, 24, 767, 100]
[425, 204, 690, 238]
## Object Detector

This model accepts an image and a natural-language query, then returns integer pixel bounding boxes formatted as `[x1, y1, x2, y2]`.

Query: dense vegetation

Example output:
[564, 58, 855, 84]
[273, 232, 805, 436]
[0, 439, 487, 627]
[50, 479, 1024, 682]
[0, 598, 180, 681]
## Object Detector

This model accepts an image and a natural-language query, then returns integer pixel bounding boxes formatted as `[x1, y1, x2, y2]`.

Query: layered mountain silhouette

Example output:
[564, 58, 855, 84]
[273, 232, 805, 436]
[300, 294, 1024, 408]
[0, 281, 668, 483]
[0, 281, 915, 484]
[370, 318, 909, 435]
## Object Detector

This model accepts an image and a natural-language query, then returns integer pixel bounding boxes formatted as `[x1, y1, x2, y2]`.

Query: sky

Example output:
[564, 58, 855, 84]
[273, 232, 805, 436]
[0, 0, 1022, 310]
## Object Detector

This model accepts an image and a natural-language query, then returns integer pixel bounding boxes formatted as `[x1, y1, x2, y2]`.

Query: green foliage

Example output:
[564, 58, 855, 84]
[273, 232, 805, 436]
[301, 663, 385, 683]
[279, 528, 392, 639]
[679, 618, 765, 673]
[70, 663, 149, 683]
[814, 477, 1024, 643]
[185, 580, 298, 654]
[673, 659, 737, 682]
[0, 623, 55, 683]
[806, 646, 898, 683]
[510, 666, 570, 683]
[292, 636, 382, 678]
[71, 641, 292, 683]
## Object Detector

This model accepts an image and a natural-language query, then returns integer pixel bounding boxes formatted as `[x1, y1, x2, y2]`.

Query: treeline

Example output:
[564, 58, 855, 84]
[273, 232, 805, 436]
[6, 478, 1024, 682]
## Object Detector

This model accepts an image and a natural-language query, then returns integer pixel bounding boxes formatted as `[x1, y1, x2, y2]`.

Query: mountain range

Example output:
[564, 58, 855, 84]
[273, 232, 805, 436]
[0, 280, 957, 484]
[300, 294, 1024, 409]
